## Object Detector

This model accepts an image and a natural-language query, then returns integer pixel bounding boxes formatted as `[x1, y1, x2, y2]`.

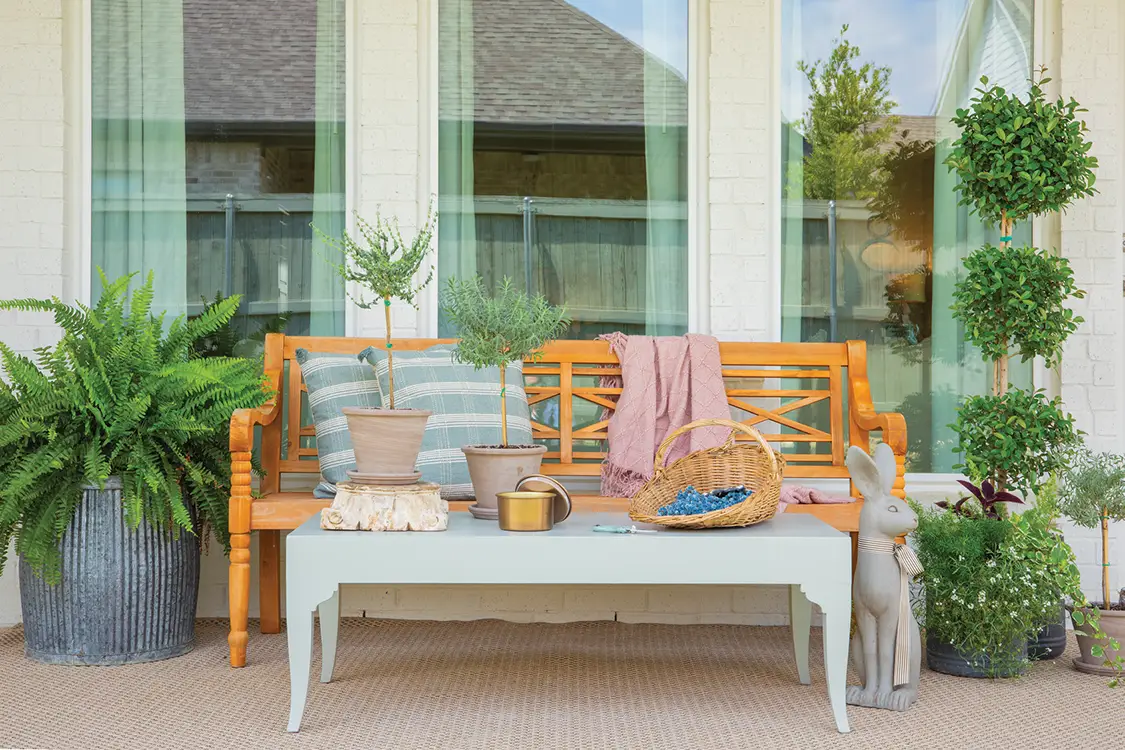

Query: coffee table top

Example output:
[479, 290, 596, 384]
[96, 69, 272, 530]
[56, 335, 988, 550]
[290, 511, 845, 541]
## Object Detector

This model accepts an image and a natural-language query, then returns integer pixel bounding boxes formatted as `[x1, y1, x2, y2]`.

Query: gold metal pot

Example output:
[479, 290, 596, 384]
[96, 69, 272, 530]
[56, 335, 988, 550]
[497, 491, 556, 531]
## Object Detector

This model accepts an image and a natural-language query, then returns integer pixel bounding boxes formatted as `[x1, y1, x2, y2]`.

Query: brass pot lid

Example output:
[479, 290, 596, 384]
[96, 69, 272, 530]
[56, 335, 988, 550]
[514, 474, 572, 523]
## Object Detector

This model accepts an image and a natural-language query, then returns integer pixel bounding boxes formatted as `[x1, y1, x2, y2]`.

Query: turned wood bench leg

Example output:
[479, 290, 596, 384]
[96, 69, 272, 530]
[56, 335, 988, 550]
[260, 530, 282, 634]
[229, 532, 251, 668]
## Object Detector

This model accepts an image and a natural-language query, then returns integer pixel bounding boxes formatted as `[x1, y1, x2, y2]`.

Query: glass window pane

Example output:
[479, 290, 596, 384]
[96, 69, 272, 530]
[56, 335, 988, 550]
[437, 0, 690, 338]
[92, 0, 346, 338]
[780, 1, 1034, 473]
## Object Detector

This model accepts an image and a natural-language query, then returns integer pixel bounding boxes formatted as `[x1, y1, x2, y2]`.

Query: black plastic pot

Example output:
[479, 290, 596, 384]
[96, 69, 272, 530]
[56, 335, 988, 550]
[1028, 602, 1067, 661]
[926, 634, 1028, 677]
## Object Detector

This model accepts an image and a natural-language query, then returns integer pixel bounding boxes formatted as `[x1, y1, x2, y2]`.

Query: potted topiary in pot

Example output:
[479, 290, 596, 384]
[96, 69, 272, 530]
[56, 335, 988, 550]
[1059, 449, 1125, 677]
[314, 206, 435, 482]
[441, 276, 570, 518]
[0, 271, 268, 664]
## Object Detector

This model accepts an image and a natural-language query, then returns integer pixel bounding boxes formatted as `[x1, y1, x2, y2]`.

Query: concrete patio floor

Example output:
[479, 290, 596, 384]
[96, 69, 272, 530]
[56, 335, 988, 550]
[0, 618, 1116, 749]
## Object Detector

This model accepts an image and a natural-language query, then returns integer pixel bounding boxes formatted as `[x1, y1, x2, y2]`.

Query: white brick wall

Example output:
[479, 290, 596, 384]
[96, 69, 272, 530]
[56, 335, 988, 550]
[708, 0, 773, 341]
[0, 0, 69, 626]
[1058, 0, 1125, 603]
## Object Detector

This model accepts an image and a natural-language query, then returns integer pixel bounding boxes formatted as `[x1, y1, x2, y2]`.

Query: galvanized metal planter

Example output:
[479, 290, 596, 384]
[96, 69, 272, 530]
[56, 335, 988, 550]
[19, 478, 201, 665]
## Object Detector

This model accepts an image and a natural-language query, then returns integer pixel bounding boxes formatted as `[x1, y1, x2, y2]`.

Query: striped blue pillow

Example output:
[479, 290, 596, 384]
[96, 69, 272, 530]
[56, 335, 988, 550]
[360, 344, 534, 499]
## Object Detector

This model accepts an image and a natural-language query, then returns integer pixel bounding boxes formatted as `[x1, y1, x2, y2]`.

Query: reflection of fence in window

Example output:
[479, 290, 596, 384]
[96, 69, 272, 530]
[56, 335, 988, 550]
[186, 196, 318, 333]
[452, 196, 688, 338]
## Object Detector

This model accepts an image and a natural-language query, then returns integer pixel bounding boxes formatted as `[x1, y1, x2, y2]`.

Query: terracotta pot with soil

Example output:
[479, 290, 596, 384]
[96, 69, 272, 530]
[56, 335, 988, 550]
[463, 444, 547, 519]
[343, 407, 431, 482]
[1070, 604, 1125, 676]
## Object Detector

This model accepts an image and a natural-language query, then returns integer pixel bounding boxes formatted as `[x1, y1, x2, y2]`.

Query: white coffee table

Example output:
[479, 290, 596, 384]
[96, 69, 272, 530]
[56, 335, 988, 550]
[285, 512, 852, 733]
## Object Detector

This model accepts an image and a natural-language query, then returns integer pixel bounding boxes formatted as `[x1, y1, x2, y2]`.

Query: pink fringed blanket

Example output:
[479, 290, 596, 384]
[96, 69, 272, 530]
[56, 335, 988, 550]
[598, 332, 731, 498]
[777, 485, 854, 513]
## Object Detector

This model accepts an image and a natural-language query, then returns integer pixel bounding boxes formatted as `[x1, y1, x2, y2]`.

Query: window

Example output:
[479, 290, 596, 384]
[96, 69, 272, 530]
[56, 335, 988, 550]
[781, 0, 1034, 472]
[437, 0, 690, 338]
[92, 0, 346, 336]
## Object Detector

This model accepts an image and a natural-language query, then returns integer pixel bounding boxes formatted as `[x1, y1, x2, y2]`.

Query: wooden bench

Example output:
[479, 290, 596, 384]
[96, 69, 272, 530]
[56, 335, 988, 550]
[227, 335, 907, 667]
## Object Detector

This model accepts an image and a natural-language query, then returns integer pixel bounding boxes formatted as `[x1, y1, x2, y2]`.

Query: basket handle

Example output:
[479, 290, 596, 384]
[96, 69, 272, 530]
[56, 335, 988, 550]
[652, 418, 779, 477]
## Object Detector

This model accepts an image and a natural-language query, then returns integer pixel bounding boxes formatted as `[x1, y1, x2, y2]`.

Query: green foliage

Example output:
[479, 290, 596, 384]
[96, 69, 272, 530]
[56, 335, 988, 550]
[952, 387, 1080, 494]
[313, 203, 435, 310]
[945, 70, 1098, 226]
[914, 479, 1121, 681]
[952, 244, 1084, 368]
[191, 292, 290, 360]
[912, 503, 1051, 675]
[869, 136, 937, 248]
[442, 277, 571, 370]
[795, 25, 899, 200]
[0, 271, 268, 581]
[1059, 450, 1125, 529]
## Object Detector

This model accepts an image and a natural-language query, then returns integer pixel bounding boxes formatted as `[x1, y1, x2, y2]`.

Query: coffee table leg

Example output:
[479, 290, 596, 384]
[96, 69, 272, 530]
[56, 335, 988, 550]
[789, 585, 812, 685]
[319, 588, 340, 684]
[821, 599, 851, 733]
[287, 603, 314, 733]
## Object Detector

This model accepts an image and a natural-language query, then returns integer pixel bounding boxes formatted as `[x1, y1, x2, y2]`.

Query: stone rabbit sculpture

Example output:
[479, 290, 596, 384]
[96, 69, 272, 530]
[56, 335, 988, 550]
[846, 443, 922, 711]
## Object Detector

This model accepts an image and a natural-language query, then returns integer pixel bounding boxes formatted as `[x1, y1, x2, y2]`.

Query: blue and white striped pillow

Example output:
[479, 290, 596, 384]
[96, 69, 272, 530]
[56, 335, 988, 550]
[360, 344, 534, 499]
[295, 350, 384, 498]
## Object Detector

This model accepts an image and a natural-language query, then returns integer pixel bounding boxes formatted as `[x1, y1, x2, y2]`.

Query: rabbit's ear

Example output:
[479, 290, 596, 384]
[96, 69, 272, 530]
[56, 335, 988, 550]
[846, 446, 883, 502]
[874, 442, 897, 497]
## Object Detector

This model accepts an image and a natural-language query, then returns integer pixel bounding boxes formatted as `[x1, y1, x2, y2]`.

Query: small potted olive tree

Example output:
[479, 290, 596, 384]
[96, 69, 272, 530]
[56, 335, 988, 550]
[442, 276, 570, 516]
[314, 206, 435, 480]
[1060, 450, 1125, 676]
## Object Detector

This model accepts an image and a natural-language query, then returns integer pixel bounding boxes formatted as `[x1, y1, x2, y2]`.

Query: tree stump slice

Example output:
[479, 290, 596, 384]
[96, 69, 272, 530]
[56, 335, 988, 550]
[320, 482, 448, 531]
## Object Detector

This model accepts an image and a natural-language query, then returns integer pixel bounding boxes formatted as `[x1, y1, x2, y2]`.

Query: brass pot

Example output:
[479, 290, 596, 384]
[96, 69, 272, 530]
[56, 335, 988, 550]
[497, 491, 556, 532]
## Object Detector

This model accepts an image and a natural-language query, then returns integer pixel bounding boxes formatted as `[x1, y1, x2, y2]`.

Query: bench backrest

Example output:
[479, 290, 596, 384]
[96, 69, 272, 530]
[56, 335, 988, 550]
[257, 335, 883, 493]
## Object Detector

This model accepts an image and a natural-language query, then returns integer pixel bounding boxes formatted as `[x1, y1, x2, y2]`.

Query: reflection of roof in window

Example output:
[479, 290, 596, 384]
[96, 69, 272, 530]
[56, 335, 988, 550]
[92, 0, 686, 130]
[441, 0, 688, 128]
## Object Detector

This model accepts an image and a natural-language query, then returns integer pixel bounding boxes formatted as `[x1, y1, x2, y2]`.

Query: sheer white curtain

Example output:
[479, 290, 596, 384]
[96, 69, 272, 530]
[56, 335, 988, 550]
[91, 0, 187, 317]
[438, 0, 478, 286]
[309, 0, 346, 336]
[642, 0, 688, 336]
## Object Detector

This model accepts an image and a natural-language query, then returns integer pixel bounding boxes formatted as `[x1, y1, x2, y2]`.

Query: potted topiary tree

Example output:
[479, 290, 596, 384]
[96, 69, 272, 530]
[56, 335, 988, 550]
[1059, 449, 1125, 676]
[441, 276, 570, 517]
[928, 68, 1095, 673]
[314, 206, 435, 482]
[0, 271, 268, 664]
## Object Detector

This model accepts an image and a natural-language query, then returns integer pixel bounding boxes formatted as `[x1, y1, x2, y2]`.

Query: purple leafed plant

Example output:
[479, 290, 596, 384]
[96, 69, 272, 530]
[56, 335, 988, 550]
[936, 480, 1024, 520]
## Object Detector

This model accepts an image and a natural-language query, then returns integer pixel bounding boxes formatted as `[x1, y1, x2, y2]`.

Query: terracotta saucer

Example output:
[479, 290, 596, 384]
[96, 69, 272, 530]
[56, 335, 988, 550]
[345, 469, 422, 485]
[468, 504, 499, 520]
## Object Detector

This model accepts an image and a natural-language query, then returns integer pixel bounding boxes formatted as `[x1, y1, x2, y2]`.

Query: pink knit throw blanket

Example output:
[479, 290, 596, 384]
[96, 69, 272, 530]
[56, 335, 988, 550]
[598, 332, 731, 497]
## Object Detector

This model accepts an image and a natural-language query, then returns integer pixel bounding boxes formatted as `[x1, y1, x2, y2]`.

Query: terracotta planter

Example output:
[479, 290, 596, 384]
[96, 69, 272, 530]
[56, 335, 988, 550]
[343, 407, 431, 479]
[462, 444, 547, 519]
[1071, 606, 1125, 676]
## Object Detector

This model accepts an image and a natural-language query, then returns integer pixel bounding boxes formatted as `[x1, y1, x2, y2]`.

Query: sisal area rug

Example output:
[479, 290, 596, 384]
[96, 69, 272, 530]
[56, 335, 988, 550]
[0, 618, 1117, 749]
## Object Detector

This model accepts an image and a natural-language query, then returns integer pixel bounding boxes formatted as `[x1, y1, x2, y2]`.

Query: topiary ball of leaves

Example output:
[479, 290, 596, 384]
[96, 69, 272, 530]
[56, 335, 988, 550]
[951, 387, 1080, 495]
[945, 72, 1098, 225]
[952, 243, 1083, 368]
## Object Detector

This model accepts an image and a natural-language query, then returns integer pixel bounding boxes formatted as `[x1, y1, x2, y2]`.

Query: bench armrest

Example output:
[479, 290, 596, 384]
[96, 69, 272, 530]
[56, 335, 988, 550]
[846, 341, 907, 497]
[229, 365, 283, 454]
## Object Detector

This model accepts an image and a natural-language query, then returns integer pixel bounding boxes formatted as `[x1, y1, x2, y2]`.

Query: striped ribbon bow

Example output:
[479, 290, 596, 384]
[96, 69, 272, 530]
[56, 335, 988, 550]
[857, 537, 924, 687]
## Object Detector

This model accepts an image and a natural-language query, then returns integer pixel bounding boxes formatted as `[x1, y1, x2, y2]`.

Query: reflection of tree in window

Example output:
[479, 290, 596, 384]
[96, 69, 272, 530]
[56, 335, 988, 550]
[792, 25, 898, 201]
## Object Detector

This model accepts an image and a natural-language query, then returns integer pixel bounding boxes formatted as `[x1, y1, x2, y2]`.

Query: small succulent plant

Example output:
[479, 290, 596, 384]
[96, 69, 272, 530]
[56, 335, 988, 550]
[937, 479, 1023, 520]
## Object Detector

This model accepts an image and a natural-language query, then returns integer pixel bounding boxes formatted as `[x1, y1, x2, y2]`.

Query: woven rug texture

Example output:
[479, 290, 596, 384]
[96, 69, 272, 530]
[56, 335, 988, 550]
[0, 618, 1117, 750]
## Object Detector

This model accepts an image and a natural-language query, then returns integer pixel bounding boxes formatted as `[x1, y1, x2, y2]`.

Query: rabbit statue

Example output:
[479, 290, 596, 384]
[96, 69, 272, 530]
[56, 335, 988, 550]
[845, 443, 922, 711]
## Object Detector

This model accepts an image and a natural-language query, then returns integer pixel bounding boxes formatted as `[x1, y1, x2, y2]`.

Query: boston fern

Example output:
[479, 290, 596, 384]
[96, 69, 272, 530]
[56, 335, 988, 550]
[0, 272, 268, 581]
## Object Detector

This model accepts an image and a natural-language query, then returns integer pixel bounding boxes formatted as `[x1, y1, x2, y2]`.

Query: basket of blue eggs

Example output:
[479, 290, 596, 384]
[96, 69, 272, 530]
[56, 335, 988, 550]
[629, 419, 784, 529]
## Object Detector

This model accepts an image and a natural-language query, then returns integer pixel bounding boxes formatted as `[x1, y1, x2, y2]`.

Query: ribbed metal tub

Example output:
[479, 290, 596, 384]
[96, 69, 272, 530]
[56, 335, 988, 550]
[19, 478, 201, 665]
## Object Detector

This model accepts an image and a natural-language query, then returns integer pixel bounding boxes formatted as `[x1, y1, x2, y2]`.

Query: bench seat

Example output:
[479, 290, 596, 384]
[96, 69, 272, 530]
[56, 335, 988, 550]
[227, 335, 906, 667]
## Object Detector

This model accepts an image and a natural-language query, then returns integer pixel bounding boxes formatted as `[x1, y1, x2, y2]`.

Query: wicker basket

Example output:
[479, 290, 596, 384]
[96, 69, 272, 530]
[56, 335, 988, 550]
[628, 419, 785, 529]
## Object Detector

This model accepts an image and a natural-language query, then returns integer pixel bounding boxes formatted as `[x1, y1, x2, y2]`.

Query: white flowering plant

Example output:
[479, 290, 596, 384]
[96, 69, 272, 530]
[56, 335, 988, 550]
[912, 477, 1118, 680]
